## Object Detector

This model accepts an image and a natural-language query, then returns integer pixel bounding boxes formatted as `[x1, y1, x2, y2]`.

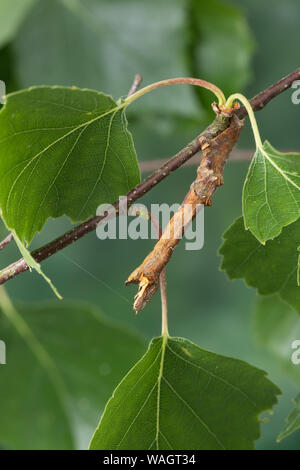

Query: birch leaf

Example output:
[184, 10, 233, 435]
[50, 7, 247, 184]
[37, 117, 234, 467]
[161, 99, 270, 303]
[0, 299, 145, 449]
[243, 141, 300, 244]
[12, 0, 198, 116]
[90, 336, 280, 450]
[254, 295, 300, 384]
[220, 217, 300, 314]
[278, 394, 300, 442]
[0, 86, 140, 244]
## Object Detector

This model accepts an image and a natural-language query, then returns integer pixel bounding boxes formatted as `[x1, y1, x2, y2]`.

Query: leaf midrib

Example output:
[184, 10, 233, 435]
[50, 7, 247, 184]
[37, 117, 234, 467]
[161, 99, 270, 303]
[117, 336, 261, 450]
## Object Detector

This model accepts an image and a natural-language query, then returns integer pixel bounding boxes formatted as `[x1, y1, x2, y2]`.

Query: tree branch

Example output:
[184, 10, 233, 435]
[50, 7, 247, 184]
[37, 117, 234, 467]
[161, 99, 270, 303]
[139, 148, 300, 172]
[0, 67, 299, 286]
[0, 233, 13, 251]
[236, 67, 300, 119]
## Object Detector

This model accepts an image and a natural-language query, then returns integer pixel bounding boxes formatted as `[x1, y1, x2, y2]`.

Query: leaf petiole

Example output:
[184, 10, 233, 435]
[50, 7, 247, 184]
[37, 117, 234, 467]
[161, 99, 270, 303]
[225, 93, 263, 149]
[124, 77, 226, 108]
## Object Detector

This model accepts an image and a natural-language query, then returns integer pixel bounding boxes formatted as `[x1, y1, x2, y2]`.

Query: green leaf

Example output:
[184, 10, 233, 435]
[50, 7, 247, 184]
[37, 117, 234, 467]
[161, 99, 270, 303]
[0, 296, 145, 449]
[0, 0, 36, 48]
[243, 141, 300, 244]
[189, 0, 254, 111]
[254, 296, 300, 442]
[278, 394, 300, 442]
[254, 295, 300, 384]
[12, 0, 198, 116]
[0, 86, 140, 244]
[90, 335, 280, 450]
[13, 231, 62, 299]
[220, 217, 300, 314]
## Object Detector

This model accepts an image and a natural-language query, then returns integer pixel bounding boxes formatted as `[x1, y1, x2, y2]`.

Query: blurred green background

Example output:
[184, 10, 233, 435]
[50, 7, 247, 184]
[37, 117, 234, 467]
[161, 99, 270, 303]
[0, 0, 299, 450]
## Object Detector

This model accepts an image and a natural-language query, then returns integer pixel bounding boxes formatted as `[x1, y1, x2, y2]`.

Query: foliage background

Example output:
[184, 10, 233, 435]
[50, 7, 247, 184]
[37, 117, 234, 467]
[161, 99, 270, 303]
[0, 0, 299, 449]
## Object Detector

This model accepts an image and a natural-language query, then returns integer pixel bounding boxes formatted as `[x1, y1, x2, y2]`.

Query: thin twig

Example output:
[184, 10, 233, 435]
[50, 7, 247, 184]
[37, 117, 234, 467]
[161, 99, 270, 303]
[148, 211, 169, 335]
[0, 67, 299, 286]
[160, 269, 168, 336]
[139, 148, 300, 172]
[0, 233, 13, 251]
[236, 67, 300, 119]
[127, 74, 143, 97]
